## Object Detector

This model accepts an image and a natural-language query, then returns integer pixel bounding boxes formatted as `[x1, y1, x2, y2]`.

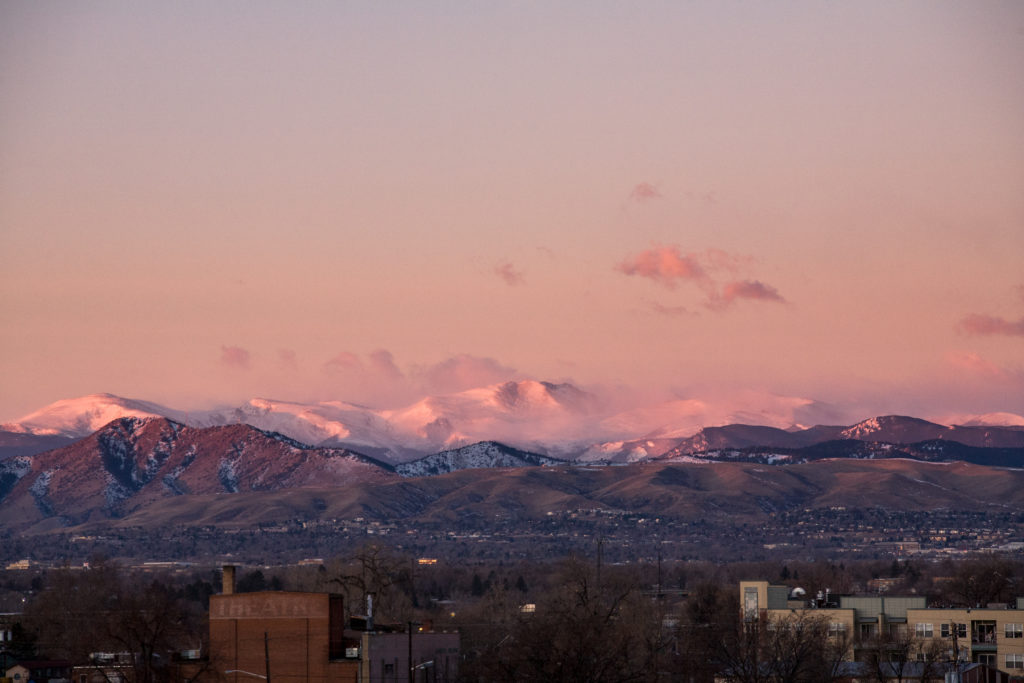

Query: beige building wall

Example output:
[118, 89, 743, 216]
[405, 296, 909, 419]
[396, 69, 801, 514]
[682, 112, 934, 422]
[739, 581, 1024, 677]
[907, 607, 1024, 675]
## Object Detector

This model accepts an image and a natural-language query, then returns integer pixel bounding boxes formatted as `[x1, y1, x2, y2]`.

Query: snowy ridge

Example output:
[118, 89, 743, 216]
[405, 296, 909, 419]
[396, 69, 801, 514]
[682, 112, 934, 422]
[8, 390, 1024, 466]
[395, 441, 565, 477]
[938, 412, 1024, 428]
[3, 393, 188, 437]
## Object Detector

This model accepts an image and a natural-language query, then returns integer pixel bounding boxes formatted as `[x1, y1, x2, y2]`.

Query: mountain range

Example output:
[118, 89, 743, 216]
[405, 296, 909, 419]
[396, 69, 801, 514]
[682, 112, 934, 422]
[5, 387, 1023, 463]
[3, 414, 1022, 536]
[1, 387, 1023, 535]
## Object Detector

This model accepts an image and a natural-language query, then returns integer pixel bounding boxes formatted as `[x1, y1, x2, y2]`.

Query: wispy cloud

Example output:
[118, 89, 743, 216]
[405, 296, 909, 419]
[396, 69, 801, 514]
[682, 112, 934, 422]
[316, 350, 522, 406]
[220, 345, 251, 370]
[957, 313, 1024, 337]
[617, 245, 707, 288]
[618, 245, 785, 311]
[416, 354, 520, 395]
[495, 262, 525, 286]
[323, 351, 362, 373]
[719, 280, 786, 306]
[629, 182, 662, 202]
[369, 348, 404, 381]
[945, 350, 1013, 379]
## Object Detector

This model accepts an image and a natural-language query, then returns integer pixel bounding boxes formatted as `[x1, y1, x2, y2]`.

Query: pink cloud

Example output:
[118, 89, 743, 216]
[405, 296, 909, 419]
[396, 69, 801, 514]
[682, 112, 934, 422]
[495, 262, 525, 286]
[323, 351, 362, 373]
[629, 182, 662, 201]
[617, 245, 707, 288]
[945, 350, 1010, 378]
[220, 345, 251, 370]
[957, 313, 1024, 337]
[720, 280, 786, 305]
[417, 354, 520, 394]
[369, 348, 405, 381]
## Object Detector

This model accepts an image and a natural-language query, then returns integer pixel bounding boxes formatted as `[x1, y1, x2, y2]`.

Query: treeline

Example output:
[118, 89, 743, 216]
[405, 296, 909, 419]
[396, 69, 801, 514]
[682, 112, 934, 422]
[2, 549, 1022, 682]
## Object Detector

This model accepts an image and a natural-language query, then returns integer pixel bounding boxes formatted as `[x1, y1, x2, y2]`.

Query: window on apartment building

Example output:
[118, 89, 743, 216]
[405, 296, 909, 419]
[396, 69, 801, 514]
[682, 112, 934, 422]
[975, 653, 996, 667]
[1005, 623, 1023, 639]
[889, 623, 908, 638]
[915, 623, 933, 638]
[940, 623, 967, 638]
[743, 587, 758, 622]
[860, 623, 878, 639]
[1005, 653, 1023, 669]
[829, 622, 847, 636]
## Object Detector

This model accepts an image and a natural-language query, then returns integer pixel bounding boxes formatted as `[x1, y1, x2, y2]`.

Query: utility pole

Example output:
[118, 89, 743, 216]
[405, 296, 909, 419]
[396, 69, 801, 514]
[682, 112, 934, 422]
[264, 631, 272, 683]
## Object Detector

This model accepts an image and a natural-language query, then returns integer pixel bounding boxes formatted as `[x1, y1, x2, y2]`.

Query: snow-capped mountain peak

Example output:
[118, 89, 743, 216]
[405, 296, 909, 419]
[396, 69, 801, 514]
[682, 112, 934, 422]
[2, 393, 186, 437]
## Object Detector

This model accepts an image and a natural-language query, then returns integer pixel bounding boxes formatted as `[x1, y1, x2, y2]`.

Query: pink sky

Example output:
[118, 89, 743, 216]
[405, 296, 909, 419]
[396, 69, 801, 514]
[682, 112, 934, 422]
[1, 2, 1022, 422]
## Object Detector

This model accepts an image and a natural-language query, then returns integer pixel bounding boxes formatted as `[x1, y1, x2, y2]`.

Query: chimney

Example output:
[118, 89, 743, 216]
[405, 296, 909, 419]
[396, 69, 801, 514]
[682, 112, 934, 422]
[223, 565, 236, 595]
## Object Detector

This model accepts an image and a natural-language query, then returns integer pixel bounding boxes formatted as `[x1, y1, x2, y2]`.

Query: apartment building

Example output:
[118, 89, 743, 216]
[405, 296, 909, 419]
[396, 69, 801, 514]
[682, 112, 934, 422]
[740, 581, 1024, 678]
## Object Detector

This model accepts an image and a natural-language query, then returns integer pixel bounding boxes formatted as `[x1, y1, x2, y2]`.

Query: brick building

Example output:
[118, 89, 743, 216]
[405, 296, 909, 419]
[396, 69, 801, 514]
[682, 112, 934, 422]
[209, 567, 459, 683]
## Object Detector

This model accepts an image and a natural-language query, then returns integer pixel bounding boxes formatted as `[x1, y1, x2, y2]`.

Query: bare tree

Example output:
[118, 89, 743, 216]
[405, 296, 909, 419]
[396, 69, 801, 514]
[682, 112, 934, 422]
[463, 556, 672, 683]
[23, 560, 213, 683]
[717, 612, 837, 683]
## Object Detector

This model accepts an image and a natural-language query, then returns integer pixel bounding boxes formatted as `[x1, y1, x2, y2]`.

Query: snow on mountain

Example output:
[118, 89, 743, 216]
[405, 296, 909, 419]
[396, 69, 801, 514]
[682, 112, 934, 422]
[0, 417, 397, 530]
[381, 380, 607, 457]
[10, 388, 1021, 466]
[195, 397, 414, 458]
[938, 412, 1024, 428]
[2, 393, 188, 437]
[394, 441, 565, 477]
[838, 415, 946, 441]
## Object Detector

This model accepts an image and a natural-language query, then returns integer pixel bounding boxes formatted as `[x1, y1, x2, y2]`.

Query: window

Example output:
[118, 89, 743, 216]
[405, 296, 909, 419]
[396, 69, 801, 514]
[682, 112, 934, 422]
[1005, 653, 1023, 669]
[743, 587, 758, 622]
[860, 623, 878, 639]
[1006, 623, 1023, 639]
[915, 623, 933, 638]
[940, 623, 967, 638]
[829, 622, 847, 636]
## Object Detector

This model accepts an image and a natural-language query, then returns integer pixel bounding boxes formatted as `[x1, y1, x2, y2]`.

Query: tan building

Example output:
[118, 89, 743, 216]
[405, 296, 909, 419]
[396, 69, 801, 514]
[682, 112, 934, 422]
[740, 580, 1024, 678]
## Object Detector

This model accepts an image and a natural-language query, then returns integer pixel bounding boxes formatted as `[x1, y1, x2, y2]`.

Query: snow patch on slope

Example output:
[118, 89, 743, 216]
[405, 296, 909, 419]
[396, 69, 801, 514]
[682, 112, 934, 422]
[395, 442, 563, 477]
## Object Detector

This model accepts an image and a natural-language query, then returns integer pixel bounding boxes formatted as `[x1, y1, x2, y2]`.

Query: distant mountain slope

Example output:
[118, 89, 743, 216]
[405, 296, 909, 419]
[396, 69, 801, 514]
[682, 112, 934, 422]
[62, 458, 1024, 531]
[0, 431, 76, 460]
[0, 417, 395, 531]
[395, 441, 565, 477]
[658, 415, 1024, 459]
[674, 439, 1024, 468]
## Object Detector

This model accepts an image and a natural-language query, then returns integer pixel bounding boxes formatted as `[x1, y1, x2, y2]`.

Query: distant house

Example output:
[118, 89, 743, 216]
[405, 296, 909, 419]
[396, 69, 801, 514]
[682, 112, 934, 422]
[4, 660, 71, 683]
[70, 652, 135, 683]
